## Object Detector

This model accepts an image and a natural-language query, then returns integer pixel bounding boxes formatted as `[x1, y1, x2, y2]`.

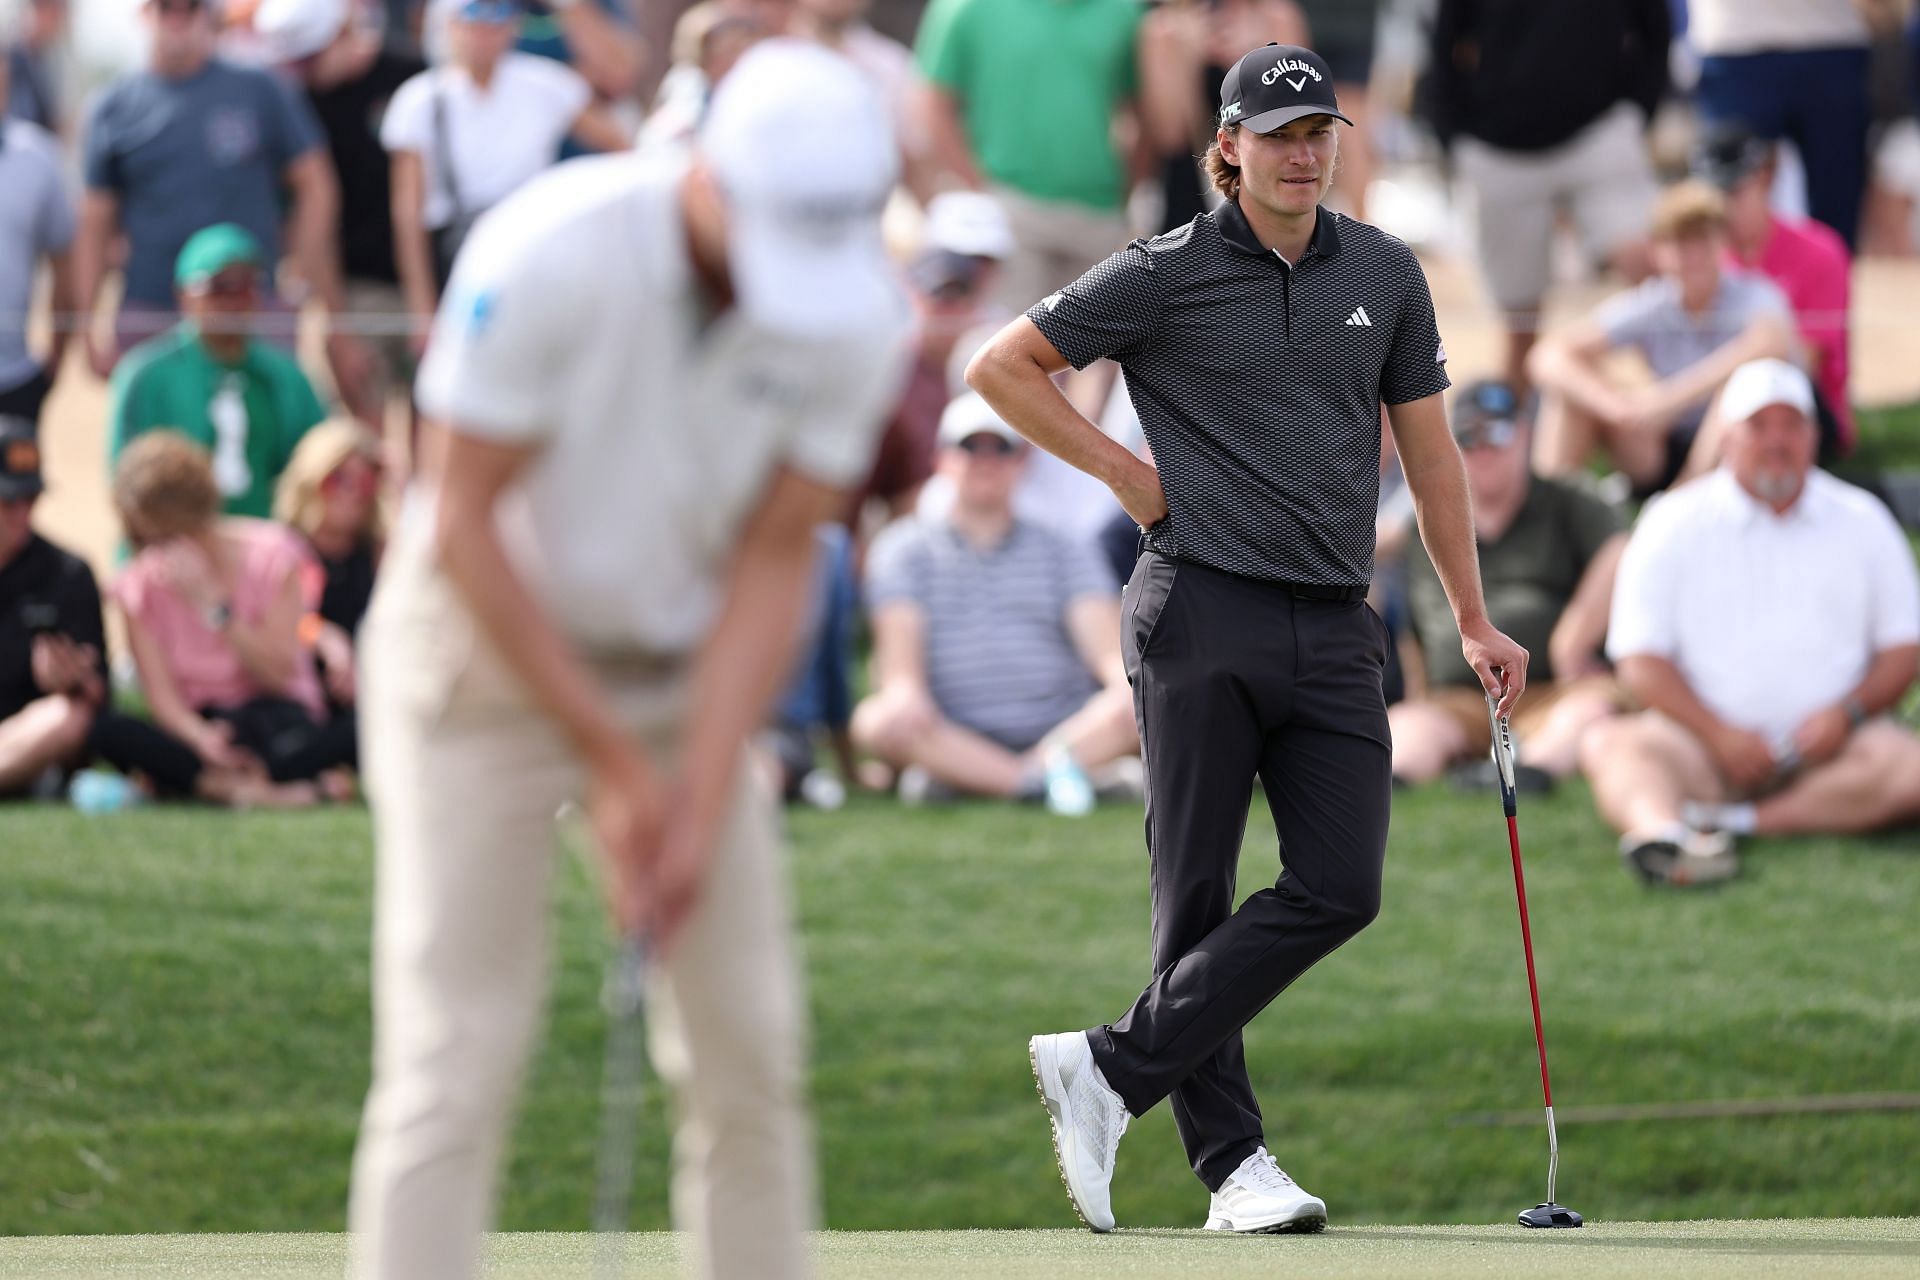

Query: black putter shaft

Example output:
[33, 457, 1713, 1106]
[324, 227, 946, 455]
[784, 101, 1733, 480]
[1485, 694, 1582, 1229]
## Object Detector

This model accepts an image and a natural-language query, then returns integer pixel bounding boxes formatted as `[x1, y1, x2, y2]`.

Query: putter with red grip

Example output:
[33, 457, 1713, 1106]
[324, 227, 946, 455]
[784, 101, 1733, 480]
[1485, 691, 1584, 1229]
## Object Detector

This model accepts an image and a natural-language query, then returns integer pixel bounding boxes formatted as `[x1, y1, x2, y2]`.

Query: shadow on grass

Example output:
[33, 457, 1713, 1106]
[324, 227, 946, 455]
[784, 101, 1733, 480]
[1327, 1228, 1920, 1258]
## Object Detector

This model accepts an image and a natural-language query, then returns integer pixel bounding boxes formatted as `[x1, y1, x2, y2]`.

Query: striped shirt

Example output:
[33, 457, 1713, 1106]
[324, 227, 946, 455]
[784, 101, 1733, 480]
[866, 515, 1116, 749]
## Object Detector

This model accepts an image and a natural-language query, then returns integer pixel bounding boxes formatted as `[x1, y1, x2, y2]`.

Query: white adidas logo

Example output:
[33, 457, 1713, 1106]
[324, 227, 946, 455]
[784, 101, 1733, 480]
[1345, 305, 1373, 327]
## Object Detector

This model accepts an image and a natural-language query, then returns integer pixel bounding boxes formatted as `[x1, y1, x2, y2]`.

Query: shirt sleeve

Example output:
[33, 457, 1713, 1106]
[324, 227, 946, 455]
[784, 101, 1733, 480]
[35, 148, 77, 254]
[260, 70, 325, 165]
[1605, 498, 1683, 661]
[413, 214, 573, 441]
[1025, 242, 1163, 370]
[1862, 501, 1920, 651]
[864, 520, 930, 610]
[914, 0, 972, 90]
[520, 55, 593, 129]
[379, 75, 433, 153]
[1380, 247, 1451, 405]
[1060, 528, 1119, 601]
[80, 92, 122, 193]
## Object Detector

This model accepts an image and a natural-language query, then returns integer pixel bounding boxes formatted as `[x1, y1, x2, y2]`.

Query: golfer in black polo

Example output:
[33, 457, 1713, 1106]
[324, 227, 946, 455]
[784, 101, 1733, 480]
[969, 44, 1528, 1234]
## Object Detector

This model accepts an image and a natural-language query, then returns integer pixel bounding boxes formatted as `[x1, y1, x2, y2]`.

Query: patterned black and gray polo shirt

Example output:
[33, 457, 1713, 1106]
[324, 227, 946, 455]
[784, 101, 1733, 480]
[1026, 200, 1451, 587]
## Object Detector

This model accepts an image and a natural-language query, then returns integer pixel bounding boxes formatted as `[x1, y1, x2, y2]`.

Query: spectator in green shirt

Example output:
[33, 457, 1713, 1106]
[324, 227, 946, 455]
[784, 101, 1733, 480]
[108, 224, 328, 520]
[914, 0, 1143, 312]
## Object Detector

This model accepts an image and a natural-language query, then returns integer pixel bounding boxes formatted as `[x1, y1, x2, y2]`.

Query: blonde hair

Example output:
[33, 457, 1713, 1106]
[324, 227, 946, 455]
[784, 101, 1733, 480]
[114, 431, 220, 542]
[273, 417, 386, 541]
[1651, 180, 1728, 241]
[1203, 129, 1242, 202]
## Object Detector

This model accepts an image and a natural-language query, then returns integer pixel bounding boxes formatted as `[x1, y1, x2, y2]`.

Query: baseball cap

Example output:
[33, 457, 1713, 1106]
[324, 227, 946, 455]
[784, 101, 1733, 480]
[252, 0, 349, 61]
[174, 223, 264, 290]
[0, 417, 45, 501]
[1692, 123, 1772, 192]
[1719, 358, 1814, 425]
[909, 249, 988, 300]
[937, 392, 1024, 449]
[923, 191, 1014, 261]
[1451, 378, 1526, 448]
[700, 40, 903, 337]
[1218, 44, 1353, 133]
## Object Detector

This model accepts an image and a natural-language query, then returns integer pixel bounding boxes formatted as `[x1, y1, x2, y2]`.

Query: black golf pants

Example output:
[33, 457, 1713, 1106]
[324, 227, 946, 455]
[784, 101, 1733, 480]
[1088, 552, 1393, 1192]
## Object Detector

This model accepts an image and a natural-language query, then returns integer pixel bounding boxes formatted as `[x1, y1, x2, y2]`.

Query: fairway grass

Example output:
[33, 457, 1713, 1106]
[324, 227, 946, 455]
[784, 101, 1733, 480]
[2, 1220, 1917, 1279]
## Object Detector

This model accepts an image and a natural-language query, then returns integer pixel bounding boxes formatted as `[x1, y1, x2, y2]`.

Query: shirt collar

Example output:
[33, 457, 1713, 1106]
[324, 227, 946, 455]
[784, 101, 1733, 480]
[1215, 200, 1342, 263]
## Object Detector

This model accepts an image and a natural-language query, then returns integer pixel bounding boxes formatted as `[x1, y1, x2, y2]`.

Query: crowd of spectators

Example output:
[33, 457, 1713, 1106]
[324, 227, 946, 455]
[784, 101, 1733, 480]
[1, 0, 1917, 880]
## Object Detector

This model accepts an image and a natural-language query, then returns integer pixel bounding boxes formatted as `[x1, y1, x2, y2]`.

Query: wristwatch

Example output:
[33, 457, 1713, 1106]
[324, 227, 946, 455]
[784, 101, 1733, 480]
[204, 601, 233, 631]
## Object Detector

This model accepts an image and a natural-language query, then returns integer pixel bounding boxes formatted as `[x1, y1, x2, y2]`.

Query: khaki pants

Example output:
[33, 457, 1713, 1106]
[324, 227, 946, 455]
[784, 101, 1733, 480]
[990, 186, 1130, 315]
[347, 541, 814, 1280]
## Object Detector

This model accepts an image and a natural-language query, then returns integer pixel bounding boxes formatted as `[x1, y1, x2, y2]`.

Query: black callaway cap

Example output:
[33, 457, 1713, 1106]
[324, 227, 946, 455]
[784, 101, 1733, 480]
[1219, 43, 1353, 133]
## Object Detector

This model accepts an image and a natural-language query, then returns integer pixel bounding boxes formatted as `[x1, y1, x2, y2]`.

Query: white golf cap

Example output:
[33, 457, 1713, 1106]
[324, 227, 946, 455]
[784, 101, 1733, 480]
[923, 191, 1015, 260]
[937, 392, 1024, 447]
[253, 0, 350, 61]
[1719, 358, 1815, 425]
[699, 39, 903, 337]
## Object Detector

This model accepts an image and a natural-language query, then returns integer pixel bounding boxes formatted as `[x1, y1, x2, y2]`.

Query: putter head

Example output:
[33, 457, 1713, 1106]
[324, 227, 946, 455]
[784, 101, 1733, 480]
[1484, 692, 1518, 817]
[1518, 1202, 1583, 1228]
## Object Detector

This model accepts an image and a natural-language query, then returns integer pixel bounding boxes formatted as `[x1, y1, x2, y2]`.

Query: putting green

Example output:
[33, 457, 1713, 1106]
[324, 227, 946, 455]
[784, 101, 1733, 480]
[2, 1220, 1916, 1279]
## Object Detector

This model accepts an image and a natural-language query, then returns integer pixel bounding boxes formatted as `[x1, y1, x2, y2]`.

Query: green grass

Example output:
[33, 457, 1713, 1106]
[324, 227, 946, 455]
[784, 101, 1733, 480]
[4, 1221, 1920, 1279]
[2, 786, 1917, 1240]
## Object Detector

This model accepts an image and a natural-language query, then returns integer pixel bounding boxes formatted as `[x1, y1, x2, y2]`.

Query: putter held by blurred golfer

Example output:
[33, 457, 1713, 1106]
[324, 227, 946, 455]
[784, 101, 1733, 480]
[345, 40, 909, 1280]
[1486, 691, 1583, 1229]
[970, 42, 1528, 1234]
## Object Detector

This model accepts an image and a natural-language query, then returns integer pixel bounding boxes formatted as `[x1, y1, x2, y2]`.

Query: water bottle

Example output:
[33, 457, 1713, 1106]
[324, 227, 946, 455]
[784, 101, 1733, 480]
[69, 769, 146, 814]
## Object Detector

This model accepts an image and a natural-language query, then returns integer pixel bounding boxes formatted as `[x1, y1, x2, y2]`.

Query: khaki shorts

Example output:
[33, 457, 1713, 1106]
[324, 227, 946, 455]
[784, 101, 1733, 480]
[1454, 102, 1659, 312]
[1424, 675, 1631, 752]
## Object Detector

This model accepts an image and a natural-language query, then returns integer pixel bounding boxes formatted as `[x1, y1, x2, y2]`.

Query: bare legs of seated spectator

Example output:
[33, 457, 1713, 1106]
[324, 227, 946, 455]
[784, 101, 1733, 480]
[851, 682, 1138, 801]
[0, 695, 94, 795]
[1582, 711, 1920, 844]
[1390, 676, 1621, 784]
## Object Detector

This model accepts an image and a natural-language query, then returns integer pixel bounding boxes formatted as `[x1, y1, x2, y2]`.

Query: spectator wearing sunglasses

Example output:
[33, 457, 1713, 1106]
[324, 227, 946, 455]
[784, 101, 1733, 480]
[76, 0, 363, 384]
[274, 418, 386, 710]
[853, 393, 1138, 815]
[1390, 379, 1627, 790]
[107, 225, 329, 521]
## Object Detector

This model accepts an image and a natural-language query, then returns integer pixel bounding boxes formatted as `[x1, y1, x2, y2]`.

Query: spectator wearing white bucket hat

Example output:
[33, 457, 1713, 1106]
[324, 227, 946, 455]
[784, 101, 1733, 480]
[1581, 357, 1920, 887]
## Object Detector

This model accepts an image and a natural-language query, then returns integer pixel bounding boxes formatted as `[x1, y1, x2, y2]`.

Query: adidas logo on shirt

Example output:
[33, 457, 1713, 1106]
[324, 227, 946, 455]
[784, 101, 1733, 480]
[1345, 305, 1372, 327]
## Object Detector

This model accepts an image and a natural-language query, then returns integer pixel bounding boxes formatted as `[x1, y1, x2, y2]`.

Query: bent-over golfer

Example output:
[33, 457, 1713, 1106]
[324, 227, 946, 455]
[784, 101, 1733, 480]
[969, 43, 1527, 1233]
[346, 41, 908, 1280]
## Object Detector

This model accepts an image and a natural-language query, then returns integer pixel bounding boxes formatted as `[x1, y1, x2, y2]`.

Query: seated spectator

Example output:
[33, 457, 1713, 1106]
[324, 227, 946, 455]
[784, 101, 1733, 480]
[0, 63, 73, 432]
[1392, 380, 1627, 787]
[1581, 360, 1920, 886]
[0, 418, 108, 798]
[274, 418, 385, 706]
[381, 0, 631, 347]
[852, 394, 1138, 815]
[108, 225, 329, 519]
[89, 432, 356, 807]
[1692, 123, 1854, 454]
[1530, 181, 1799, 495]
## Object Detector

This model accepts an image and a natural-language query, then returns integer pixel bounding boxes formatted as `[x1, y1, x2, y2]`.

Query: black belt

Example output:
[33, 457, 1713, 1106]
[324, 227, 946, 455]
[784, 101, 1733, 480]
[1277, 580, 1368, 603]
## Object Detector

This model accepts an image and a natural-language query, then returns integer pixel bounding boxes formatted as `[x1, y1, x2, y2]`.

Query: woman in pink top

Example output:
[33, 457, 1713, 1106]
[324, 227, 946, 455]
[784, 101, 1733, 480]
[88, 432, 356, 806]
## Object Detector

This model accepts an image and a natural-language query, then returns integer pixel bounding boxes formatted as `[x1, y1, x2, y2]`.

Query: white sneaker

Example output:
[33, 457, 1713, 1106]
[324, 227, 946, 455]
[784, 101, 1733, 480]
[1028, 1032, 1129, 1232]
[1202, 1146, 1328, 1233]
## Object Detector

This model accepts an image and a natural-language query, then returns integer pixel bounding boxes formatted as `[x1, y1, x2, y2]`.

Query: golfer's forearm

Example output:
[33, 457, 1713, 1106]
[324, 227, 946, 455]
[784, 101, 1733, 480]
[1618, 655, 1725, 742]
[435, 505, 629, 766]
[968, 347, 1143, 490]
[1405, 457, 1489, 629]
[1847, 645, 1920, 717]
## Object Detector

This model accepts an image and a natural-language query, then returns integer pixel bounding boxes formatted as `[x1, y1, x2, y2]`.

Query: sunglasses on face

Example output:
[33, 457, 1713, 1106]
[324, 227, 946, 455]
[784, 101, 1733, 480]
[150, 0, 204, 16]
[186, 270, 259, 300]
[955, 433, 1020, 458]
[322, 461, 381, 497]
[1456, 418, 1520, 451]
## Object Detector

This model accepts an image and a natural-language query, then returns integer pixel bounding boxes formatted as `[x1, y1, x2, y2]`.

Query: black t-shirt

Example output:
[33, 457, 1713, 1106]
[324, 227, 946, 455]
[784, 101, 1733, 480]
[0, 534, 108, 722]
[309, 51, 427, 285]
[319, 540, 378, 637]
[1028, 201, 1451, 587]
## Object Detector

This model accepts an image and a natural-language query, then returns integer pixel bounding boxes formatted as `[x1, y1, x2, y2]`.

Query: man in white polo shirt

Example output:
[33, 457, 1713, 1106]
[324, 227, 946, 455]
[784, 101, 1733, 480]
[346, 41, 908, 1280]
[1581, 358, 1920, 887]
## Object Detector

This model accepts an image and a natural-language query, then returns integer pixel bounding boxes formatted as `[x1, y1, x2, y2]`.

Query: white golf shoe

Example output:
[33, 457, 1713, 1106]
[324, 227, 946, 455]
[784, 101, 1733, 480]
[1202, 1146, 1328, 1233]
[1028, 1031, 1129, 1232]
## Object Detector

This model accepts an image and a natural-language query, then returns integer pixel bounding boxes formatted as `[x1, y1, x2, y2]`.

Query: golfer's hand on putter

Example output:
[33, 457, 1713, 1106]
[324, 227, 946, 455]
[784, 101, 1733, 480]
[1462, 620, 1529, 718]
[587, 743, 669, 939]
